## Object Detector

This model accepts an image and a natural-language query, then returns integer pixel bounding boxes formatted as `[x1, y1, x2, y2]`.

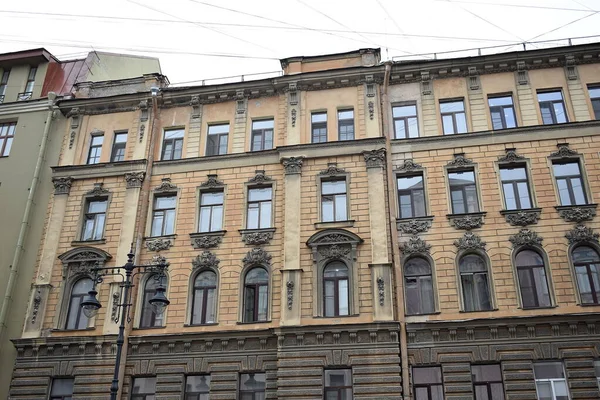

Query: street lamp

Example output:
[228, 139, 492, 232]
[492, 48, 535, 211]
[80, 248, 170, 400]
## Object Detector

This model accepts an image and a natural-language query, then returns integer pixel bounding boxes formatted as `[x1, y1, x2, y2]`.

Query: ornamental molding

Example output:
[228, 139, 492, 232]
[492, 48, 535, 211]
[550, 143, 579, 158]
[377, 277, 385, 306]
[286, 281, 294, 310]
[447, 153, 474, 167]
[31, 290, 42, 325]
[124, 172, 145, 189]
[240, 228, 275, 246]
[154, 177, 177, 192]
[190, 232, 224, 249]
[509, 229, 543, 248]
[111, 291, 120, 323]
[291, 108, 297, 127]
[52, 177, 74, 195]
[395, 159, 423, 173]
[58, 247, 112, 280]
[566, 224, 600, 245]
[281, 157, 304, 175]
[399, 236, 431, 255]
[307, 229, 363, 264]
[556, 204, 597, 223]
[318, 244, 352, 260]
[362, 148, 386, 168]
[243, 248, 272, 267]
[454, 232, 486, 251]
[248, 170, 272, 184]
[501, 209, 541, 226]
[498, 148, 526, 163]
[86, 182, 110, 196]
[319, 163, 346, 176]
[146, 238, 172, 252]
[447, 213, 485, 230]
[200, 174, 224, 188]
[192, 251, 220, 270]
[396, 217, 433, 234]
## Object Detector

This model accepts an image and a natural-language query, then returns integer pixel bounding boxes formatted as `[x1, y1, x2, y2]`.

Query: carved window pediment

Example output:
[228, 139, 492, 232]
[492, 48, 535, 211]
[307, 229, 363, 263]
[58, 247, 112, 279]
[192, 251, 220, 270]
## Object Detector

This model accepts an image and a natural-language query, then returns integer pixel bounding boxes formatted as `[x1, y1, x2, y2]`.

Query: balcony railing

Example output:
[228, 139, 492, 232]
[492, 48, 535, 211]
[16, 92, 32, 101]
[0, 95, 4, 104]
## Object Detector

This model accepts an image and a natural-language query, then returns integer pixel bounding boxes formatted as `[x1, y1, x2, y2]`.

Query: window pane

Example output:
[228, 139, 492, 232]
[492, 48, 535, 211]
[51, 379, 74, 396]
[455, 112, 467, 133]
[465, 185, 479, 212]
[538, 91, 563, 102]
[449, 170, 475, 184]
[155, 196, 176, 209]
[335, 194, 347, 221]
[556, 179, 572, 205]
[491, 110, 504, 130]
[472, 364, 502, 382]
[253, 120, 274, 130]
[554, 162, 582, 177]
[500, 167, 526, 181]
[186, 375, 211, 394]
[322, 196, 334, 222]
[88, 200, 107, 213]
[208, 124, 229, 135]
[407, 117, 419, 138]
[324, 280, 335, 316]
[451, 190, 465, 214]
[553, 102, 568, 123]
[398, 175, 423, 190]
[395, 119, 407, 138]
[474, 386, 490, 400]
[441, 101, 464, 112]
[488, 96, 513, 107]
[323, 180, 346, 195]
[540, 104, 554, 124]
[211, 205, 223, 231]
[202, 192, 223, 206]
[503, 183, 517, 210]
[517, 182, 532, 209]
[460, 255, 486, 273]
[393, 105, 417, 118]
[259, 201, 271, 228]
[164, 209, 176, 234]
[93, 214, 105, 239]
[249, 187, 272, 201]
[413, 367, 442, 384]
[312, 112, 327, 122]
[132, 377, 156, 394]
[504, 107, 517, 128]
[338, 110, 353, 120]
[2, 138, 12, 156]
[442, 115, 455, 134]
[571, 178, 586, 205]
[199, 208, 212, 232]
[534, 363, 565, 379]
[247, 205, 259, 229]
[151, 214, 164, 236]
[339, 279, 349, 315]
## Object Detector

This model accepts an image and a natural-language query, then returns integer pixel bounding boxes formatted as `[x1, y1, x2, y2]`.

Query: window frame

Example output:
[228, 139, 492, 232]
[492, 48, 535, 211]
[403, 255, 437, 316]
[323, 261, 350, 317]
[412, 366, 444, 400]
[320, 177, 349, 223]
[488, 94, 517, 130]
[392, 102, 420, 139]
[569, 244, 600, 305]
[130, 377, 157, 400]
[0, 69, 10, 101]
[337, 108, 355, 141]
[533, 362, 571, 400]
[537, 89, 569, 125]
[197, 189, 225, 233]
[184, 375, 211, 400]
[160, 128, 184, 161]
[317, 168, 351, 225]
[64, 277, 94, 330]
[242, 266, 270, 323]
[137, 273, 168, 329]
[110, 131, 128, 162]
[0, 121, 17, 157]
[447, 167, 481, 215]
[80, 197, 108, 241]
[24, 65, 37, 94]
[551, 159, 588, 206]
[457, 252, 495, 312]
[311, 111, 328, 143]
[471, 364, 505, 400]
[513, 247, 554, 309]
[189, 269, 218, 325]
[587, 84, 600, 120]
[440, 98, 468, 135]
[238, 372, 267, 400]
[49, 377, 74, 400]
[498, 163, 534, 211]
[206, 123, 229, 156]
[245, 185, 273, 230]
[323, 368, 353, 400]
[87, 133, 104, 165]
[150, 194, 178, 237]
[250, 118, 274, 151]
[397, 172, 427, 219]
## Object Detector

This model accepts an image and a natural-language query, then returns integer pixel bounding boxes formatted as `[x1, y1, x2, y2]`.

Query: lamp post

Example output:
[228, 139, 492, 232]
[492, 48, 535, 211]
[81, 249, 170, 400]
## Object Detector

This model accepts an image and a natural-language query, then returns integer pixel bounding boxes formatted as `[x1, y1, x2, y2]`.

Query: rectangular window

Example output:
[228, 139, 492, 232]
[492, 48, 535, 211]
[500, 166, 532, 210]
[198, 191, 223, 232]
[321, 179, 348, 222]
[0, 69, 9, 102]
[533, 362, 570, 400]
[82, 199, 107, 241]
[185, 375, 210, 400]
[151, 195, 176, 236]
[397, 174, 426, 218]
[50, 378, 74, 400]
[161, 129, 184, 160]
[553, 161, 587, 206]
[324, 369, 353, 400]
[448, 170, 480, 214]
[489, 95, 517, 130]
[247, 187, 272, 229]
[393, 104, 419, 139]
[251, 119, 274, 151]
[207, 124, 229, 156]
[588, 86, 600, 120]
[595, 360, 600, 391]
[131, 377, 156, 400]
[239, 373, 266, 399]
[440, 100, 467, 135]
[25, 66, 37, 93]
[87, 134, 104, 164]
[312, 112, 328, 143]
[0, 121, 16, 157]
[110, 131, 127, 162]
[338, 109, 354, 141]
[472, 364, 504, 400]
[413, 366, 443, 400]
[538, 91, 568, 124]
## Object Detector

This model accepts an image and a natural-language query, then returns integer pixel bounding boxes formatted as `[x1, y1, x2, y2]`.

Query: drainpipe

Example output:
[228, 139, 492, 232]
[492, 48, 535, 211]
[0, 93, 57, 343]
[380, 63, 411, 400]
[112, 88, 161, 400]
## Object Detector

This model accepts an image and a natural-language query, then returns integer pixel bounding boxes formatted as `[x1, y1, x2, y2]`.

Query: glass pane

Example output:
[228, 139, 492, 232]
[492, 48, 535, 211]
[2, 137, 12, 156]
[394, 119, 407, 138]
[264, 130, 273, 149]
[540, 104, 554, 124]
[93, 214, 105, 239]
[451, 190, 465, 214]
[572, 246, 600, 263]
[399, 194, 412, 218]
[155, 196, 176, 209]
[211, 205, 223, 231]
[252, 133, 263, 151]
[556, 179, 572, 206]
[335, 194, 347, 221]
[441, 101, 465, 112]
[517, 182, 532, 209]
[516, 250, 544, 266]
[164, 209, 176, 235]
[246, 268, 268, 284]
[488, 96, 513, 107]
[186, 375, 211, 394]
[324, 280, 335, 316]
[490, 383, 504, 400]
[322, 197, 334, 222]
[475, 273, 491, 310]
[164, 129, 184, 139]
[199, 207, 212, 232]
[393, 105, 417, 118]
[258, 285, 268, 320]
[455, 112, 467, 133]
[91, 135, 104, 146]
[323, 180, 346, 195]
[338, 110, 353, 120]
[442, 115, 455, 134]
[205, 288, 215, 323]
[338, 279, 349, 315]
[132, 377, 156, 394]
[503, 183, 517, 210]
[571, 178, 586, 205]
[538, 91, 563, 102]
[192, 288, 205, 324]
[247, 205, 259, 229]
[415, 387, 428, 400]
[405, 277, 419, 315]
[114, 133, 127, 143]
[413, 190, 425, 217]
[460, 255, 486, 273]
[398, 175, 423, 190]
[491, 109, 504, 130]
[208, 124, 229, 134]
[324, 263, 349, 278]
[252, 120, 274, 130]
[500, 167, 526, 181]
[553, 162, 580, 177]
[413, 367, 442, 384]
[420, 276, 434, 314]
[504, 107, 517, 128]
[534, 363, 565, 379]
[151, 213, 163, 236]
[51, 379, 74, 396]
[431, 385, 444, 400]
[196, 271, 217, 287]
[88, 200, 107, 213]
[553, 102, 568, 123]
[259, 201, 271, 228]
[554, 380, 568, 396]
[248, 187, 272, 202]
[405, 257, 431, 276]
[472, 364, 502, 381]
[449, 170, 475, 184]
[83, 218, 94, 240]
[465, 185, 479, 212]
[201, 192, 223, 206]
[312, 113, 327, 123]
[474, 385, 489, 400]
[408, 117, 419, 138]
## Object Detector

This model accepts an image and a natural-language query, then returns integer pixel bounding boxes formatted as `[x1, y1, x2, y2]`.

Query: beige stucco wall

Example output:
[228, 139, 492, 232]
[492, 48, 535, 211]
[88, 53, 161, 82]
[0, 62, 48, 102]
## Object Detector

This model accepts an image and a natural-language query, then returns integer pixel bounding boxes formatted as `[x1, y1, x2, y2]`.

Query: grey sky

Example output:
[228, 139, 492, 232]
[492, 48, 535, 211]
[0, 0, 599, 85]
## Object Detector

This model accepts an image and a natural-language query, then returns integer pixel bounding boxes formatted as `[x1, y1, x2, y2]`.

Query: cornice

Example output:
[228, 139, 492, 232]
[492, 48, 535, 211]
[52, 159, 147, 179]
[0, 98, 52, 116]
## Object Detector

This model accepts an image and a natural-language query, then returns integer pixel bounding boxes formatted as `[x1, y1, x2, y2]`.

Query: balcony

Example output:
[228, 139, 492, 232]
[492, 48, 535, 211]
[16, 92, 32, 101]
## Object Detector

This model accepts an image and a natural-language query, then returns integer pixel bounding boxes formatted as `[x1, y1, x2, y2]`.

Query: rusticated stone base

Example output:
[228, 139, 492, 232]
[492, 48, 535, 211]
[407, 314, 600, 400]
[9, 323, 402, 400]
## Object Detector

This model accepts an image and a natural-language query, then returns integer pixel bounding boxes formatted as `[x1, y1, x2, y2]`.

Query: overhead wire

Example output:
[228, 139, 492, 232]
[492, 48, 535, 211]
[431, 0, 597, 12]
[374, 0, 420, 58]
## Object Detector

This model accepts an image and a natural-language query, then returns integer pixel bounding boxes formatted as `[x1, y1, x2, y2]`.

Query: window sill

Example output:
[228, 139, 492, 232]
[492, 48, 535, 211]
[396, 216, 434, 234]
[132, 325, 165, 330]
[447, 212, 486, 230]
[51, 327, 96, 333]
[519, 305, 557, 310]
[555, 204, 597, 223]
[406, 311, 441, 317]
[499, 208, 542, 227]
[459, 308, 498, 313]
[144, 234, 177, 240]
[190, 231, 226, 249]
[578, 302, 600, 307]
[184, 322, 219, 327]
[236, 320, 271, 325]
[71, 239, 106, 246]
[239, 228, 275, 245]
[314, 220, 355, 229]
[313, 314, 360, 319]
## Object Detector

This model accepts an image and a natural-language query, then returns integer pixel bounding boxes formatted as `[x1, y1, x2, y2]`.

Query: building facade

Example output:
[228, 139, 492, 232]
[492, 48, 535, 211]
[7, 43, 600, 400]
[0, 48, 162, 400]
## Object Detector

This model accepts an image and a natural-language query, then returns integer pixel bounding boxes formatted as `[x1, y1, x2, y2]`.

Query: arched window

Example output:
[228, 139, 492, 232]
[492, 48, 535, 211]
[572, 246, 600, 304]
[404, 257, 435, 315]
[323, 261, 349, 317]
[459, 254, 492, 312]
[243, 267, 268, 322]
[140, 274, 166, 328]
[515, 249, 551, 308]
[191, 270, 217, 325]
[65, 278, 94, 329]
